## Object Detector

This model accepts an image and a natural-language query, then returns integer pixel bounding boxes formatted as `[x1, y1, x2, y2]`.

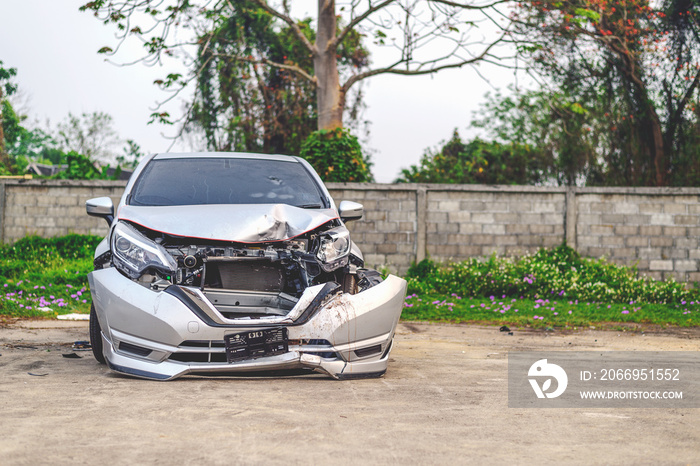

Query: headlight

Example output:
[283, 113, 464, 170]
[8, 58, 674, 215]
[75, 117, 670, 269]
[316, 227, 351, 272]
[111, 222, 177, 279]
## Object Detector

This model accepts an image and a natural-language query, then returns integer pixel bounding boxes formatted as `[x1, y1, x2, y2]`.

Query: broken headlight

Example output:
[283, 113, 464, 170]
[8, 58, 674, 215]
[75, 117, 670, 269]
[316, 227, 351, 272]
[111, 222, 177, 279]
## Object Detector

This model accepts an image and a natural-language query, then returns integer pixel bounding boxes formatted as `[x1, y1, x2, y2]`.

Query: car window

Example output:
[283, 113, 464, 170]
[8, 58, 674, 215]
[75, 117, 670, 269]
[129, 158, 327, 207]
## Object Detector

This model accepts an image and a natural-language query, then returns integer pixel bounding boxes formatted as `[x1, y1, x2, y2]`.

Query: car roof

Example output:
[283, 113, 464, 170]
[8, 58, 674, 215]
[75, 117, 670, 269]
[152, 152, 300, 163]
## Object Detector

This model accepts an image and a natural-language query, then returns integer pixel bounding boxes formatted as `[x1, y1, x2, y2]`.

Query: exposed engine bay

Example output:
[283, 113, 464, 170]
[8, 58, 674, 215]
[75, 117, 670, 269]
[96, 220, 381, 320]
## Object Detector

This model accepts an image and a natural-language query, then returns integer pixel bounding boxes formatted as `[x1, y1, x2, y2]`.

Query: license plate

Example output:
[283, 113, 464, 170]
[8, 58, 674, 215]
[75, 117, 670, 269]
[224, 328, 288, 363]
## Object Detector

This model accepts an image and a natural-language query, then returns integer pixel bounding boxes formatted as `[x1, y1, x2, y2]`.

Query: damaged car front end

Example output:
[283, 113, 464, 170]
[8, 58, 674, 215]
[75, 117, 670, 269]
[86, 153, 407, 381]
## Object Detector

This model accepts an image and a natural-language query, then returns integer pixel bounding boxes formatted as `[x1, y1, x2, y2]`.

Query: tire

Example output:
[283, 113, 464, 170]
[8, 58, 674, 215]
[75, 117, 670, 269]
[89, 304, 106, 365]
[341, 273, 358, 295]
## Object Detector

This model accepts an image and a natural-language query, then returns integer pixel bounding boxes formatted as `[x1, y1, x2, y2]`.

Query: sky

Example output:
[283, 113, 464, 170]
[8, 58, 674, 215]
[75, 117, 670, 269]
[0, 1, 528, 183]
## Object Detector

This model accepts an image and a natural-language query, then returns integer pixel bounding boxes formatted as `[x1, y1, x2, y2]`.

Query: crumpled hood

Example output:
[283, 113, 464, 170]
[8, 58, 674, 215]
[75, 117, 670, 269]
[118, 203, 338, 243]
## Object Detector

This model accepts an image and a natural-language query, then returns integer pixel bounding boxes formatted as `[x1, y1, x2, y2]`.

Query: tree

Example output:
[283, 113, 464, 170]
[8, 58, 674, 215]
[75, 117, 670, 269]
[188, 3, 368, 154]
[471, 88, 605, 186]
[0, 60, 18, 171]
[395, 129, 552, 184]
[513, 0, 700, 186]
[55, 111, 121, 163]
[81, 0, 511, 132]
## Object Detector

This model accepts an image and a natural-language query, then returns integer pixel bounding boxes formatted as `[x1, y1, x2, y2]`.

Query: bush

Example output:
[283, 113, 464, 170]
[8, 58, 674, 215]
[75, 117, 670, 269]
[0, 234, 102, 317]
[405, 245, 698, 305]
[299, 128, 373, 182]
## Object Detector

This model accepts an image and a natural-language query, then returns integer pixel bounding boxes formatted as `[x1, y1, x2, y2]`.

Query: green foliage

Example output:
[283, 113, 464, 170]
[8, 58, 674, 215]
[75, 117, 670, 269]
[0, 60, 17, 98]
[471, 88, 604, 186]
[396, 130, 551, 184]
[299, 128, 373, 182]
[52, 152, 120, 180]
[406, 245, 698, 305]
[190, 3, 369, 155]
[0, 235, 102, 317]
[511, 0, 700, 186]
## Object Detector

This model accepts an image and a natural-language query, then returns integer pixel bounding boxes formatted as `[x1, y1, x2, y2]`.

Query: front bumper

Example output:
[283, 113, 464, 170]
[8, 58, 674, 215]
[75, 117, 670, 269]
[88, 268, 407, 380]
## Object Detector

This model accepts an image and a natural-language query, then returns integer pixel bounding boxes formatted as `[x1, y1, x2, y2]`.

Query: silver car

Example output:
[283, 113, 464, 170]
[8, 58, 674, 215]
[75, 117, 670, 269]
[86, 152, 407, 380]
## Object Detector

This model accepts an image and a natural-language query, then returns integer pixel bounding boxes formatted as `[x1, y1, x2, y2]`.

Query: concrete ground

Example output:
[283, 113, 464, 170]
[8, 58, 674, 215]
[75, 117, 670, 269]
[0, 320, 698, 465]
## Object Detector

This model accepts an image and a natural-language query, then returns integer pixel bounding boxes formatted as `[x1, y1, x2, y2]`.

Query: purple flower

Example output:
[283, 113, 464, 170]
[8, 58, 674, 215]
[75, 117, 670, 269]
[607, 305, 611, 309]
[489, 296, 494, 301]
[568, 310, 572, 314]
[33, 285, 38, 289]
[553, 312, 558, 315]
[533, 315, 539, 319]
[432, 300, 440, 305]
[500, 310, 505, 314]
[534, 304, 540, 309]
[682, 300, 687, 305]
[3, 284, 6, 288]
[621, 310, 629, 314]
[82, 299, 87, 303]
[26, 306, 32, 310]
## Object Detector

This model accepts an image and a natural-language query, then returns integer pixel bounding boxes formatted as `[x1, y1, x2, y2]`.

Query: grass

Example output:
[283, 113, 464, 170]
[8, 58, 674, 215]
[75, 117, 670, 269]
[401, 245, 700, 328]
[1, 235, 699, 329]
[400, 293, 700, 328]
[0, 235, 100, 318]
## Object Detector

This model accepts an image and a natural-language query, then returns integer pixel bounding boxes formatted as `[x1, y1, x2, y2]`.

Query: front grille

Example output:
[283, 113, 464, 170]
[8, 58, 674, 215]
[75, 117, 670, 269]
[211, 260, 285, 292]
[169, 352, 228, 363]
[168, 340, 227, 364]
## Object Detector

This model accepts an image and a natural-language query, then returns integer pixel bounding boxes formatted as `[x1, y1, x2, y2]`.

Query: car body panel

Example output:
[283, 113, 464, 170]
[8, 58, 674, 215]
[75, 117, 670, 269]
[88, 267, 406, 380]
[118, 204, 340, 243]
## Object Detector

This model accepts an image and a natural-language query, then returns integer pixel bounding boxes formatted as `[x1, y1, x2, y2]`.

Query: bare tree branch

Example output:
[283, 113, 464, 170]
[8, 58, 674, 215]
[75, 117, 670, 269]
[429, 0, 513, 10]
[333, 0, 396, 50]
[211, 53, 316, 83]
[248, 0, 317, 55]
[342, 32, 506, 92]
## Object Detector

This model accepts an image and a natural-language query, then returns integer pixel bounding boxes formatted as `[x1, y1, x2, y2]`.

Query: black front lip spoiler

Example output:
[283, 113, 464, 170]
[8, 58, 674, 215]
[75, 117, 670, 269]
[107, 360, 172, 381]
[163, 282, 341, 328]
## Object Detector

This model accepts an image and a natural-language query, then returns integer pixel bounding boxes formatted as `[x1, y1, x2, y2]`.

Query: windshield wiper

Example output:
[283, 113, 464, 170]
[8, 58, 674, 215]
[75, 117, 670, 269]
[297, 204, 322, 209]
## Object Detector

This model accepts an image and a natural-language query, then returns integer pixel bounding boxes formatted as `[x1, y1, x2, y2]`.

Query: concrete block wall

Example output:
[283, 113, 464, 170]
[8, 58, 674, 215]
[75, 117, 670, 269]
[425, 189, 566, 262]
[575, 189, 700, 282]
[328, 186, 417, 275]
[2, 180, 700, 281]
[1, 180, 126, 242]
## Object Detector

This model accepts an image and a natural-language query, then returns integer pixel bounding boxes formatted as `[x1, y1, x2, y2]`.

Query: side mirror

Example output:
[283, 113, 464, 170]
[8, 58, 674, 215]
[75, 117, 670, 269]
[339, 200, 363, 222]
[86, 197, 114, 226]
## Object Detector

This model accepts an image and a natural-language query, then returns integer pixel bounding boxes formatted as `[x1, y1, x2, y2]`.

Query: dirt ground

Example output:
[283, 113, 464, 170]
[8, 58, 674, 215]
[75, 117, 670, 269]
[0, 320, 698, 465]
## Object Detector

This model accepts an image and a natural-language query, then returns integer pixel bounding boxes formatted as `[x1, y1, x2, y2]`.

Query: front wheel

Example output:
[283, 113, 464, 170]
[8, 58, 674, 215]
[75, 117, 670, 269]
[89, 304, 106, 364]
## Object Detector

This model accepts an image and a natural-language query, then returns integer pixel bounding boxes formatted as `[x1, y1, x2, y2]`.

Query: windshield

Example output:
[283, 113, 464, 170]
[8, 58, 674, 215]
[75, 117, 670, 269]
[129, 157, 327, 207]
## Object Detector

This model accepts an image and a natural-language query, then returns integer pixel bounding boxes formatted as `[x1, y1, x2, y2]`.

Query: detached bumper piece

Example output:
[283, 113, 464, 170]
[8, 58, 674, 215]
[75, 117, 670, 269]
[88, 267, 407, 381]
